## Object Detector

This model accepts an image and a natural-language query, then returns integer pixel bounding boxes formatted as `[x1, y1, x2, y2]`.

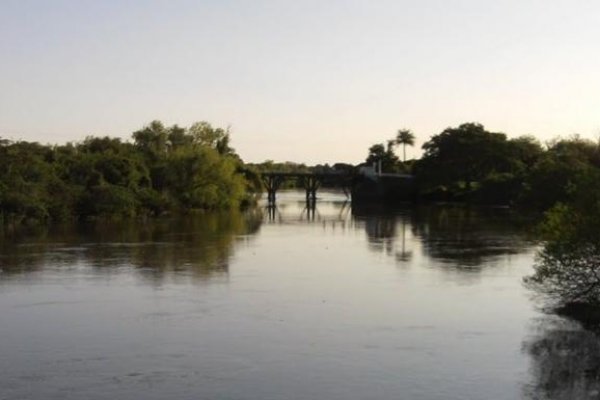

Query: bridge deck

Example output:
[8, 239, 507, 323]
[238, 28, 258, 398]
[260, 170, 414, 204]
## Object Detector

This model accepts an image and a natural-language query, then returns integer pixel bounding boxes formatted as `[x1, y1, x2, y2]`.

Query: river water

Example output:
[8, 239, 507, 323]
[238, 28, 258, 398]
[0, 191, 598, 400]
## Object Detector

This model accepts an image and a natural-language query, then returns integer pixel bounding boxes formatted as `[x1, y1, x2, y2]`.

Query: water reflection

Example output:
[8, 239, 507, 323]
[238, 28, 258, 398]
[260, 192, 535, 269]
[351, 203, 533, 268]
[354, 208, 406, 257]
[262, 192, 352, 229]
[523, 317, 600, 399]
[0, 210, 262, 283]
[410, 206, 533, 267]
[0, 190, 587, 400]
[0, 197, 533, 281]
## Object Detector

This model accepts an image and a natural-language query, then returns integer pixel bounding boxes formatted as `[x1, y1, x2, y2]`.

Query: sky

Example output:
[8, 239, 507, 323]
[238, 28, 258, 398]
[1, 0, 600, 164]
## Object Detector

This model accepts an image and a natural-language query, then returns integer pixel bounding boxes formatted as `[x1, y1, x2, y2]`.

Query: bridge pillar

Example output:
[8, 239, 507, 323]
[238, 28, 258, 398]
[303, 176, 320, 205]
[262, 171, 354, 205]
[262, 175, 284, 205]
[305, 202, 316, 221]
[267, 204, 278, 221]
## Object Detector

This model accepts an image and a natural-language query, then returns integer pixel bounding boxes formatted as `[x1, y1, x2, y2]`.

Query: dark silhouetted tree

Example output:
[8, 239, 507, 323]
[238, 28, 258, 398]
[365, 143, 401, 173]
[395, 129, 415, 162]
[416, 123, 510, 192]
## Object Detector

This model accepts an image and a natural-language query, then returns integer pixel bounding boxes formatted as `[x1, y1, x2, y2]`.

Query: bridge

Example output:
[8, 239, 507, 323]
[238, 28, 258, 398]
[261, 167, 415, 205]
[261, 171, 355, 204]
[261, 165, 416, 206]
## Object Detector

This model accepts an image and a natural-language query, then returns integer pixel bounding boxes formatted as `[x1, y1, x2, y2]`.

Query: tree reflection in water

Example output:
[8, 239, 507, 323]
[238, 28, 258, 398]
[411, 206, 533, 267]
[352, 204, 412, 261]
[523, 317, 600, 400]
[0, 209, 262, 283]
[353, 204, 534, 268]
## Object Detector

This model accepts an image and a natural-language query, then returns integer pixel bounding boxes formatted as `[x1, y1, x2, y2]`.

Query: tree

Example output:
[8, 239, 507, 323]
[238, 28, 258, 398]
[188, 121, 234, 155]
[365, 143, 401, 173]
[416, 122, 510, 191]
[520, 136, 600, 210]
[507, 135, 544, 171]
[79, 136, 127, 155]
[164, 146, 246, 209]
[0, 119, 255, 224]
[395, 129, 415, 162]
[132, 120, 168, 157]
[526, 170, 600, 306]
[167, 124, 191, 150]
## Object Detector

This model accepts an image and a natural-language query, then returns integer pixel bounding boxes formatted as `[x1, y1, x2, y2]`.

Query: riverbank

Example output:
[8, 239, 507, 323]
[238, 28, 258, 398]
[556, 302, 600, 332]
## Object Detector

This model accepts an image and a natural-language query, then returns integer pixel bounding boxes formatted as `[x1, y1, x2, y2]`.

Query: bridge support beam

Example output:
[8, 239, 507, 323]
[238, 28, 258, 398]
[262, 175, 284, 205]
[303, 176, 321, 205]
[261, 171, 354, 205]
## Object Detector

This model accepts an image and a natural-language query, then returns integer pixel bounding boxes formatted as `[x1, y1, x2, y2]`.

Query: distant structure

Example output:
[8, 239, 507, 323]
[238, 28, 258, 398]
[353, 162, 415, 203]
[261, 163, 415, 205]
[261, 172, 353, 205]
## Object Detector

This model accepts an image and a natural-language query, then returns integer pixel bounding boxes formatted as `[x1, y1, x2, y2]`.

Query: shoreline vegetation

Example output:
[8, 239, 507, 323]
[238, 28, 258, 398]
[0, 120, 263, 226]
[2, 121, 597, 224]
[3, 120, 600, 319]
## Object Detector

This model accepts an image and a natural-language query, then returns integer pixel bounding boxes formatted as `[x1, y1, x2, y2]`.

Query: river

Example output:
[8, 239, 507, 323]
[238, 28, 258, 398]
[0, 191, 597, 400]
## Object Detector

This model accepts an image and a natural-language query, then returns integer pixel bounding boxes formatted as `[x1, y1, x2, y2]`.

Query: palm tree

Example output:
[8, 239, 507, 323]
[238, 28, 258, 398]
[395, 129, 415, 162]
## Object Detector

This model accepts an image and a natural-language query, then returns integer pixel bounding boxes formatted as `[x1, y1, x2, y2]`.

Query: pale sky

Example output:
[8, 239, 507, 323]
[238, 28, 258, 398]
[2, 0, 600, 164]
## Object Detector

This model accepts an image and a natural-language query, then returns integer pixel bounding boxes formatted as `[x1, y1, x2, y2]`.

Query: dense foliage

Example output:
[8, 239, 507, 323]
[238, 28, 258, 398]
[4, 118, 600, 308]
[366, 123, 600, 307]
[367, 122, 599, 209]
[413, 123, 544, 204]
[0, 121, 256, 224]
[526, 170, 600, 306]
[364, 130, 413, 173]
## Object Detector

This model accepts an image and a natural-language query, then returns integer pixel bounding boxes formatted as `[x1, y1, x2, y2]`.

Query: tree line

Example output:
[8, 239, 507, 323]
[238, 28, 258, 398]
[365, 122, 600, 210]
[4, 119, 595, 225]
[365, 122, 600, 314]
[0, 121, 261, 225]
[3, 119, 600, 311]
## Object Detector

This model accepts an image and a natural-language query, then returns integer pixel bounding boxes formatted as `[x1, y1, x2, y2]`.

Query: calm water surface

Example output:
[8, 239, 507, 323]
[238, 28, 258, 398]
[0, 191, 598, 400]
